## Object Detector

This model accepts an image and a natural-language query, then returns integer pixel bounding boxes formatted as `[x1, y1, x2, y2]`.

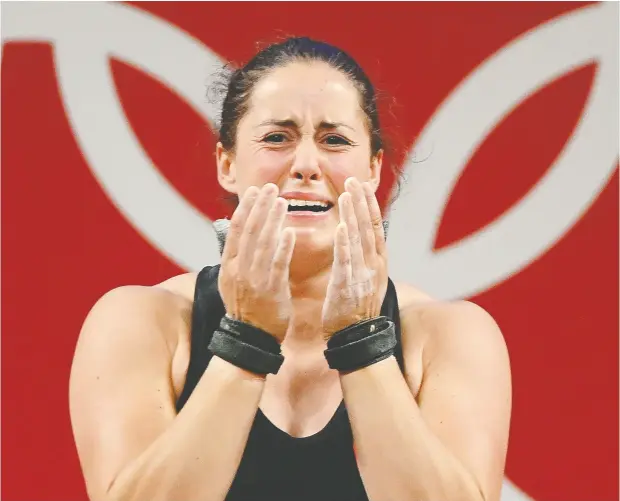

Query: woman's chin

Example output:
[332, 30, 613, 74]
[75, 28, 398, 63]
[290, 227, 335, 256]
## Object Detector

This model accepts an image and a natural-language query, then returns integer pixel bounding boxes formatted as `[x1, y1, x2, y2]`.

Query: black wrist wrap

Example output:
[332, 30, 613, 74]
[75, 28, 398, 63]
[208, 316, 284, 375]
[324, 316, 397, 373]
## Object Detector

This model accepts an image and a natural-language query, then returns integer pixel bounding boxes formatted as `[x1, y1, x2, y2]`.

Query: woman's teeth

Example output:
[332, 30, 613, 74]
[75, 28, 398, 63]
[287, 200, 332, 212]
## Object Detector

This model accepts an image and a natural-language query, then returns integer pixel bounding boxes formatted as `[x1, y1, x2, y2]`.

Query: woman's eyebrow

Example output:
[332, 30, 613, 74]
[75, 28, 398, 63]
[257, 119, 354, 131]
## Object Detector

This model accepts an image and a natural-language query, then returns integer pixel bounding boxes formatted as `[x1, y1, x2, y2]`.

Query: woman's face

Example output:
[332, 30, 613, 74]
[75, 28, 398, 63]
[216, 61, 383, 257]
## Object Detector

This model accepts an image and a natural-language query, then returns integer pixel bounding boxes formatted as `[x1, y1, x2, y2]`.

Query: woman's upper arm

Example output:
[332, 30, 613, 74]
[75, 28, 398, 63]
[402, 300, 512, 501]
[69, 285, 190, 501]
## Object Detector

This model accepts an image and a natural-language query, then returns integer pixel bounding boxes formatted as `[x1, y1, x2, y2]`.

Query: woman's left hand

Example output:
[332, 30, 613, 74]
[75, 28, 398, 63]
[322, 177, 389, 336]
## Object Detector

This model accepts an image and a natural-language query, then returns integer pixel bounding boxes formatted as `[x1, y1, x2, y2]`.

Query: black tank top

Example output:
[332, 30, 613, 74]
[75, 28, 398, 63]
[176, 265, 405, 501]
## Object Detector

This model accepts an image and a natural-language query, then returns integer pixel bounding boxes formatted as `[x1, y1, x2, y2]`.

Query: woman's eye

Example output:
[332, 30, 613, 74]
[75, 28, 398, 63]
[264, 133, 287, 143]
[324, 135, 351, 146]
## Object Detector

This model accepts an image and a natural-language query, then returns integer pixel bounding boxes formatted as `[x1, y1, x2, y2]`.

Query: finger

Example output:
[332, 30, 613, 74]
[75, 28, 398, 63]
[339, 191, 365, 279]
[362, 181, 387, 256]
[345, 177, 375, 259]
[238, 184, 278, 274]
[331, 222, 353, 288]
[269, 227, 296, 289]
[251, 197, 288, 276]
[221, 186, 260, 263]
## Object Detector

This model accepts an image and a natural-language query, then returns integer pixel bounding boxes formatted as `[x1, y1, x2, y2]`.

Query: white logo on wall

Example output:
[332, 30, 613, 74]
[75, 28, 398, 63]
[2, 3, 618, 500]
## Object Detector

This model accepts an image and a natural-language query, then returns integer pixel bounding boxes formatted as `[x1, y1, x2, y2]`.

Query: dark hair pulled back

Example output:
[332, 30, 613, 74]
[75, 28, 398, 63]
[217, 37, 383, 157]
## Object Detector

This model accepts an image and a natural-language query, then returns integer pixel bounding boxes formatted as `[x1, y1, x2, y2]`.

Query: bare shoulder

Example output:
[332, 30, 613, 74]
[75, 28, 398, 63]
[71, 274, 200, 407]
[75, 279, 194, 359]
[393, 281, 435, 308]
[154, 271, 199, 303]
[73, 271, 199, 376]
[394, 281, 509, 368]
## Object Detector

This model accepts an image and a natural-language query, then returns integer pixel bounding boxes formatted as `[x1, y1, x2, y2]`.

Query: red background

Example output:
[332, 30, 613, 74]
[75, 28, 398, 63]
[2, 2, 618, 500]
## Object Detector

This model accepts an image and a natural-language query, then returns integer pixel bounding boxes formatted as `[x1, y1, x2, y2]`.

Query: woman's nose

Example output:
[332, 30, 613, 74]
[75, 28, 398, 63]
[289, 140, 323, 181]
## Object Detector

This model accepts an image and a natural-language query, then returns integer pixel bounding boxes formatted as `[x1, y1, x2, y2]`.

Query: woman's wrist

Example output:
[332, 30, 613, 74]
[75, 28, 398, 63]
[324, 316, 397, 374]
[208, 316, 285, 376]
[210, 314, 396, 377]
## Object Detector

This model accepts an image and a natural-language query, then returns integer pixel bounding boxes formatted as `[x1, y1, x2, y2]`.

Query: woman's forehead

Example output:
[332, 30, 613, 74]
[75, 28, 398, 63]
[247, 63, 364, 126]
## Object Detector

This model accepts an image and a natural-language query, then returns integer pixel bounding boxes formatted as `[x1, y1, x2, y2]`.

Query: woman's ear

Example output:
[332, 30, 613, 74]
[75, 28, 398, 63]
[216, 142, 238, 194]
[369, 149, 384, 191]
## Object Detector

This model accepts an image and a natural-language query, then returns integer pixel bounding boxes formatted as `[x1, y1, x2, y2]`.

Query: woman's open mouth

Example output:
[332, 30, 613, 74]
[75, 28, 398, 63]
[286, 200, 334, 214]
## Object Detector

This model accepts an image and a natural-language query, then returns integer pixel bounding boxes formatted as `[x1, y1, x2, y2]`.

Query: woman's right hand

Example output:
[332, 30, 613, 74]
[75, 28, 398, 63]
[218, 184, 296, 343]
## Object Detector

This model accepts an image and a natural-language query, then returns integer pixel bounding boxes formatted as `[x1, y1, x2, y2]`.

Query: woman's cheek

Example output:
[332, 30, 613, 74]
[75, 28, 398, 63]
[253, 157, 290, 183]
[324, 157, 358, 191]
[241, 147, 286, 182]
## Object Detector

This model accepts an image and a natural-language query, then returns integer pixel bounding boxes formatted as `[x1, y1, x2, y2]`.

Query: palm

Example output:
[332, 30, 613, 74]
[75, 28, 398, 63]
[322, 178, 388, 336]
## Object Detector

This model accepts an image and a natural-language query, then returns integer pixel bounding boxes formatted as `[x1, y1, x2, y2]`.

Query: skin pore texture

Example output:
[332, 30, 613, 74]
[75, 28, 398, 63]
[69, 60, 512, 501]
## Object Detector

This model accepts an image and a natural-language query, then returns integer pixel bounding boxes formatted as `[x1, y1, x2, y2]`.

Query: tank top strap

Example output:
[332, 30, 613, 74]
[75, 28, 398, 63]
[382, 277, 405, 373]
[175, 265, 224, 412]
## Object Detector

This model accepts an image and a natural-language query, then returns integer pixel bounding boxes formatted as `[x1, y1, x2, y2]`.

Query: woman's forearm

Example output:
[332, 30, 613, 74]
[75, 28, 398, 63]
[341, 356, 483, 501]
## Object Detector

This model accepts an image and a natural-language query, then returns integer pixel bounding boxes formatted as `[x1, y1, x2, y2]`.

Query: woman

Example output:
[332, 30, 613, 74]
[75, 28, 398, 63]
[69, 37, 512, 501]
